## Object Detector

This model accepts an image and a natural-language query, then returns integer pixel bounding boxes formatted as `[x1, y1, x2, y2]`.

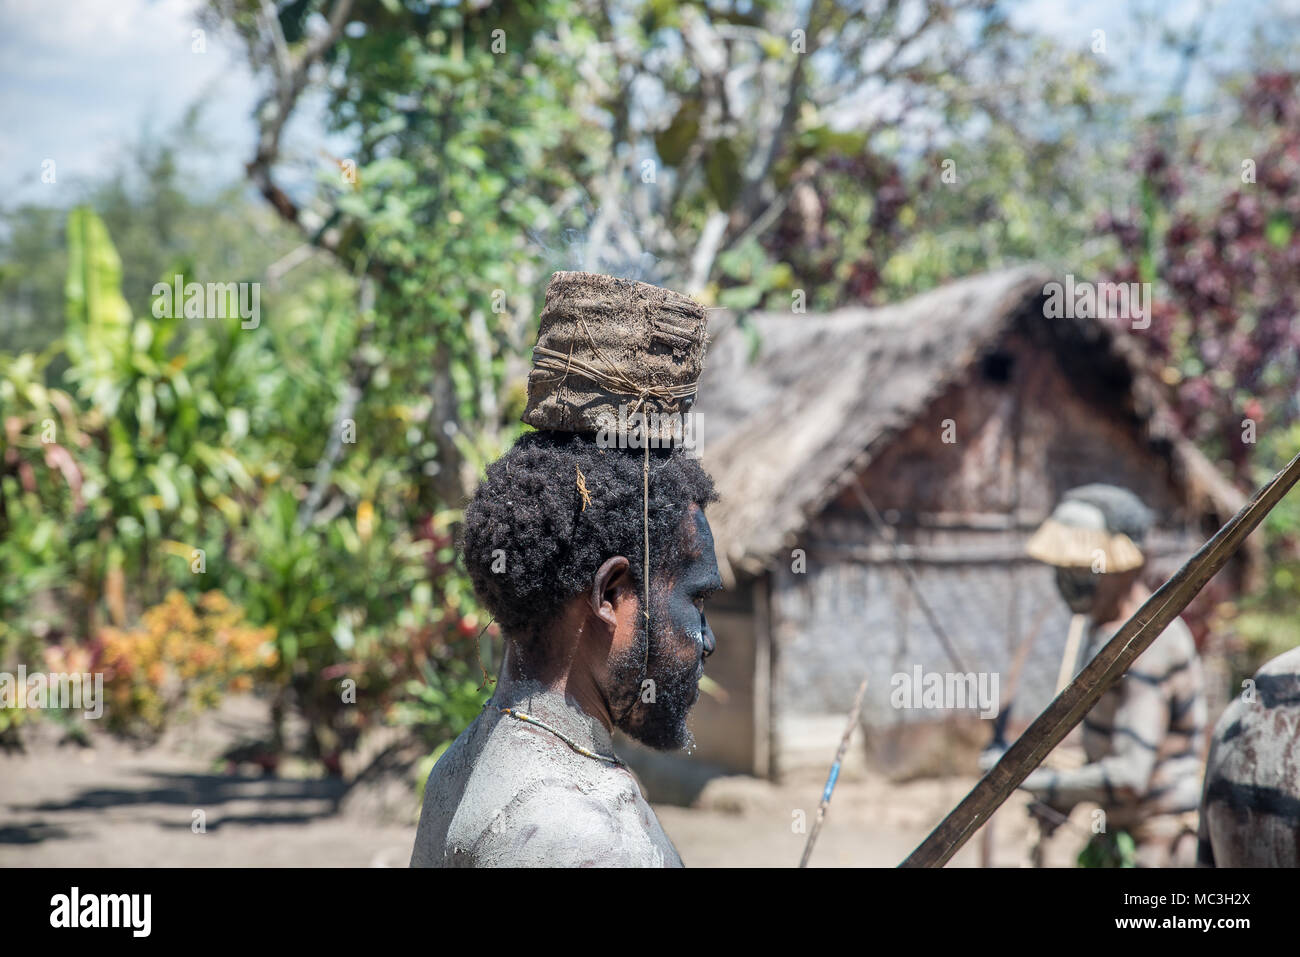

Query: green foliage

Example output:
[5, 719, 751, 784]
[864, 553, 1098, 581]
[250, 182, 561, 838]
[0, 203, 494, 765]
[392, 659, 486, 749]
[63, 207, 133, 408]
[1098, 72, 1300, 684]
[1229, 423, 1300, 672]
[1078, 829, 1137, 868]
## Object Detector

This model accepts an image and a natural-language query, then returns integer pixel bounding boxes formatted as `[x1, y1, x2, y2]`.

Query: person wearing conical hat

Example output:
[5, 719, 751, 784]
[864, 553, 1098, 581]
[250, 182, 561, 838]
[412, 272, 720, 868]
[1018, 484, 1208, 867]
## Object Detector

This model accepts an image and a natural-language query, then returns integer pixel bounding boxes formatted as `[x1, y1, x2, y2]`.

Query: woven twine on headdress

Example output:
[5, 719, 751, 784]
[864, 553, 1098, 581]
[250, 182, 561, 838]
[641, 439, 650, 681]
[530, 313, 699, 420]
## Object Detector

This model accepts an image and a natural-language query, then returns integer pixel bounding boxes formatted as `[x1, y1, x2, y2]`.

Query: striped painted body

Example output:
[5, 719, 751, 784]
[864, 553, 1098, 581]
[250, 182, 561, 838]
[1079, 617, 1207, 828]
[1026, 616, 1207, 866]
[1197, 646, 1300, 867]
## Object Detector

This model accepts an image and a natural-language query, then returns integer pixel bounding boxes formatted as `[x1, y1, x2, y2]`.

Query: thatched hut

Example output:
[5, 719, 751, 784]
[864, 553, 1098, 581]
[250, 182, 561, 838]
[625, 266, 1247, 788]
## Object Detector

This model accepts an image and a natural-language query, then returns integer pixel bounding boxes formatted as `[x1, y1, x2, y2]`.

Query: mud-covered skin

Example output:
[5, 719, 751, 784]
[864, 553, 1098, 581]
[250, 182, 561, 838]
[614, 507, 722, 749]
[1023, 616, 1207, 866]
[410, 676, 683, 868]
[1197, 646, 1300, 868]
[667, 509, 721, 661]
[413, 508, 719, 867]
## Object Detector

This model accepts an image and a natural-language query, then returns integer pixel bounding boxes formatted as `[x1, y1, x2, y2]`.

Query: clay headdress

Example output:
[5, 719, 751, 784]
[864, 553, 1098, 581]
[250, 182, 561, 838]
[522, 271, 708, 446]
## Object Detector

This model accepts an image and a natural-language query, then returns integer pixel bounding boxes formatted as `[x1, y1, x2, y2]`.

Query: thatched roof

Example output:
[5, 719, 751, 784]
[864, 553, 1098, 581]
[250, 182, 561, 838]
[699, 265, 1246, 581]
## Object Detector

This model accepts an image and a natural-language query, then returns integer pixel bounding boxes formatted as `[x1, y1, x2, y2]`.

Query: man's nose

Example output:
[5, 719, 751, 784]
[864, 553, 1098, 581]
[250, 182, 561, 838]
[701, 617, 716, 658]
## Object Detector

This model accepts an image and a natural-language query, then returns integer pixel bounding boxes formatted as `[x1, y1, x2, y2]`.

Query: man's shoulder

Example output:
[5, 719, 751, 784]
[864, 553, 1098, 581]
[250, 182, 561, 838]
[1207, 648, 1300, 780]
[460, 770, 677, 867]
[418, 716, 678, 867]
[1214, 646, 1300, 733]
[1255, 645, 1300, 683]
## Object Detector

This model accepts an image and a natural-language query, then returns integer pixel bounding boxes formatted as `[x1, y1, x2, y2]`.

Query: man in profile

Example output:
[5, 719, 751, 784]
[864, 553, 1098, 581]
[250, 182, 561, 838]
[411, 272, 721, 867]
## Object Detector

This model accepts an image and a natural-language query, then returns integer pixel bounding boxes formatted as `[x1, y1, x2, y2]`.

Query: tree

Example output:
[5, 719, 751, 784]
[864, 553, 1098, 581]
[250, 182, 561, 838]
[211, 0, 1118, 508]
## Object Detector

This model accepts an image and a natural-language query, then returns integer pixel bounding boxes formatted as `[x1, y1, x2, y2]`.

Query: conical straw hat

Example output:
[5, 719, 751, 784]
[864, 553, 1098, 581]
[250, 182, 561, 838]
[1025, 497, 1146, 572]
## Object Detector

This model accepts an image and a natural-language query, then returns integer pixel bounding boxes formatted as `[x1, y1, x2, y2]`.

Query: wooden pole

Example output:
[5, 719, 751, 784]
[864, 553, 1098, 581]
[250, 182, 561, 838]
[1054, 614, 1088, 696]
[900, 449, 1300, 868]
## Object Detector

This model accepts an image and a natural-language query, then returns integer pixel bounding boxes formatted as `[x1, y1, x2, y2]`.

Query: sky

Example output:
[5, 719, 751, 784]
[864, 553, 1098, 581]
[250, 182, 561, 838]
[0, 0, 265, 203]
[1011, 0, 1274, 105]
[0, 0, 1285, 207]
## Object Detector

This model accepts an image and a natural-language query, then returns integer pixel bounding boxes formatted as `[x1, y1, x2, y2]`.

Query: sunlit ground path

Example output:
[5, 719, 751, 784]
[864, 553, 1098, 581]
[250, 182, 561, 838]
[1, 696, 1083, 868]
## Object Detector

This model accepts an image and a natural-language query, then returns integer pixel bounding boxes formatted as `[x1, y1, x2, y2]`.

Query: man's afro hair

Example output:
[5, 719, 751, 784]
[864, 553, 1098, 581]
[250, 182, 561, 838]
[461, 430, 717, 641]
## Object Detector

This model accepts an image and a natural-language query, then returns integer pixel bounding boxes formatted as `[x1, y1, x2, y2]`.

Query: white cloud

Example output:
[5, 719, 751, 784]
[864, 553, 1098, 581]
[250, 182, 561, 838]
[0, 0, 264, 200]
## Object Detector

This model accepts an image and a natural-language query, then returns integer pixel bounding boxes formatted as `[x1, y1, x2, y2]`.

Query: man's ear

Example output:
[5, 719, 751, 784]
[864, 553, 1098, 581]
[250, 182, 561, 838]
[590, 556, 632, 631]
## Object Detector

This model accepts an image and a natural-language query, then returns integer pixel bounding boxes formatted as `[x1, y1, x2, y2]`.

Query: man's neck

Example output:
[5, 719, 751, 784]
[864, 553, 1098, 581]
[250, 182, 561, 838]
[494, 644, 617, 745]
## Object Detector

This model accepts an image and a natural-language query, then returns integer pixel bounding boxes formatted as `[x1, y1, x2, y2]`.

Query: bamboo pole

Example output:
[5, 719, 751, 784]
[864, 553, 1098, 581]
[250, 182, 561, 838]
[900, 449, 1300, 868]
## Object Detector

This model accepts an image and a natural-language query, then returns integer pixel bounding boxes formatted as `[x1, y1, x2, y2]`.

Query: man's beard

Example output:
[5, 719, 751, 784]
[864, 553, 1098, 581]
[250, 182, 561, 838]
[608, 592, 702, 751]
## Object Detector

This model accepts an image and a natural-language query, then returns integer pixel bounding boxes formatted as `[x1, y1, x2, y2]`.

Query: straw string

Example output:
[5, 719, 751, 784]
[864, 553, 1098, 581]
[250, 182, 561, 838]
[530, 310, 699, 411]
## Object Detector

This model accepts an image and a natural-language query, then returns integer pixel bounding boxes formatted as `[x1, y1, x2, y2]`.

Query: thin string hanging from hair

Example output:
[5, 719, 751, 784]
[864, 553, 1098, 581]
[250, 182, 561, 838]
[571, 312, 654, 684]
[531, 313, 672, 712]
[643, 437, 650, 678]
[567, 317, 658, 686]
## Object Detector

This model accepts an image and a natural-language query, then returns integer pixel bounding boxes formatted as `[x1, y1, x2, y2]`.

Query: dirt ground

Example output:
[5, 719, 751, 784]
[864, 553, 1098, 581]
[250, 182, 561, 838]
[1, 697, 1088, 868]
